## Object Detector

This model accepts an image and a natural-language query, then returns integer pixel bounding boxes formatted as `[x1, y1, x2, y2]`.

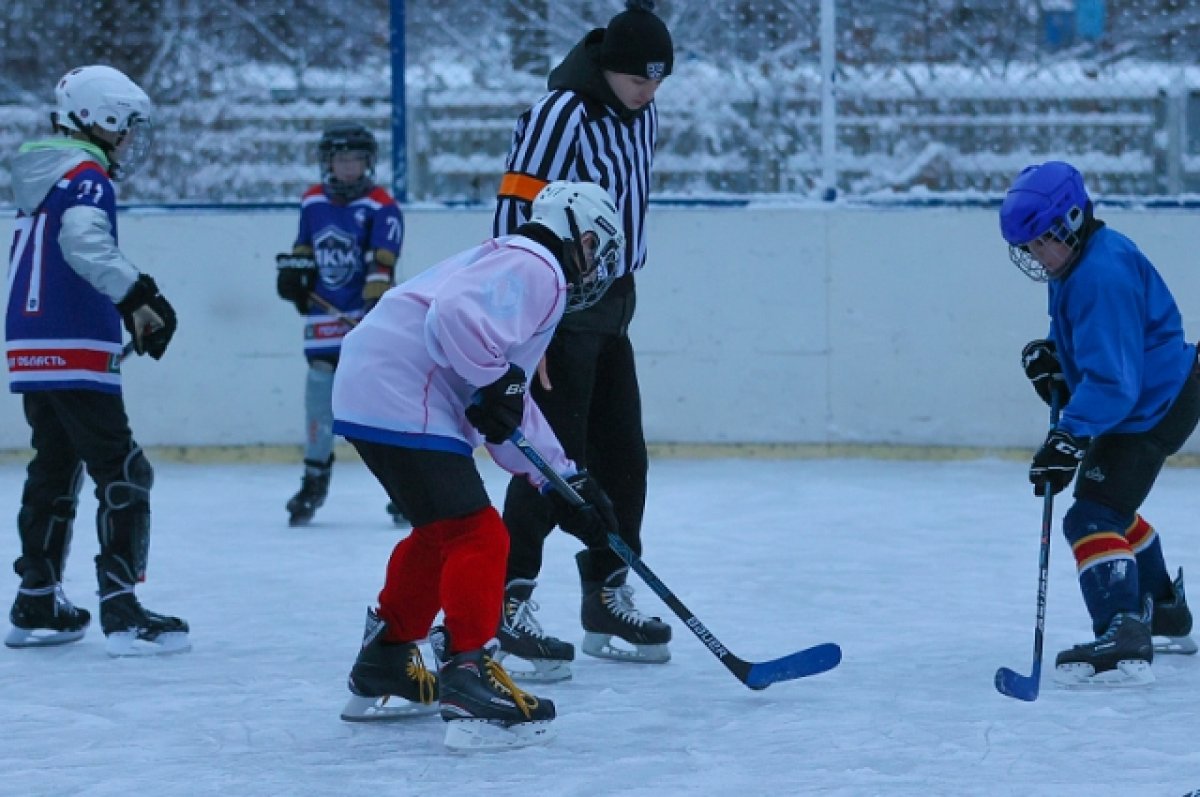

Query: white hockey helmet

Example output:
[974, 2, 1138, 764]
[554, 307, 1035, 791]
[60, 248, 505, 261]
[529, 181, 625, 313]
[52, 65, 155, 180]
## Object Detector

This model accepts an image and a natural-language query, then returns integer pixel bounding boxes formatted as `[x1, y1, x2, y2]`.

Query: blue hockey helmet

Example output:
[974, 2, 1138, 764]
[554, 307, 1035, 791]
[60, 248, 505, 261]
[999, 161, 1091, 281]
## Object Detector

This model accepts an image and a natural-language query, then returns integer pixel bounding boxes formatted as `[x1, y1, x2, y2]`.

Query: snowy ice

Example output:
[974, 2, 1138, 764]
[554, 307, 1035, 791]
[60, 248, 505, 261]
[1, 453, 1198, 796]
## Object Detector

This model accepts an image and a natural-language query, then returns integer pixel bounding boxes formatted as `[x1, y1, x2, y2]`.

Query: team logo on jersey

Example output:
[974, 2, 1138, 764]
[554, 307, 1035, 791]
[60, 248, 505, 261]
[646, 62, 666, 80]
[485, 273, 524, 318]
[1084, 466, 1105, 483]
[313, 225, 359, 289]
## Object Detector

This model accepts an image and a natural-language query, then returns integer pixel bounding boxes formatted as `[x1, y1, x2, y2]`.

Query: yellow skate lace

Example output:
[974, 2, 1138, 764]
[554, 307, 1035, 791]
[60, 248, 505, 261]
[406, 648, 437, 705]
[484, 655, 539, 719]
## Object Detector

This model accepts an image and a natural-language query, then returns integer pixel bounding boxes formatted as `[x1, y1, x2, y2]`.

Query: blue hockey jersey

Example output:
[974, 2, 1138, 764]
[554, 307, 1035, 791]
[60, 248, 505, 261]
[293, 185, 403, 360]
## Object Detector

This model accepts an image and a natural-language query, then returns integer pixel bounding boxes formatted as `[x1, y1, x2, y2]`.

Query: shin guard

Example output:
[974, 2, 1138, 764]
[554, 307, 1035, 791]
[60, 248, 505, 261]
[1125, 514, 1172, 603]
[438, 507, 509, 653]
[376, 526, 444, 643]
[1064, 500, 1140, 635]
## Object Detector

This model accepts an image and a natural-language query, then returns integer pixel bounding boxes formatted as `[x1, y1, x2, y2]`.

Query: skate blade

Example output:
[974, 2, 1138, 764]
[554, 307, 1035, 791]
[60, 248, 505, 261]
[581, 632, 670, 664]
[1154, 635, 1199, 655]
[288, 515, 314, 527]
[105, 630, 191, 657]
[1053, 659, 1155, 688]
[494, 651, 572, 683]
[443, 719, 555, 752]
[4, 625, 87, 648]
[340, 694, 439, 722]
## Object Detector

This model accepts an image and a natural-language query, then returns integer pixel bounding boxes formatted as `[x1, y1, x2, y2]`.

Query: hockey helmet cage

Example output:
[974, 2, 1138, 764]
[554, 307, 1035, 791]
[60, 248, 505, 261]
[529, 181, 626, 313]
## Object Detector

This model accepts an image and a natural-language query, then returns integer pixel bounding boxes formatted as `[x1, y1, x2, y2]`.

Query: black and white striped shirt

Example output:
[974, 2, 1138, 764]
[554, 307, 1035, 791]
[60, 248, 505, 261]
[493, 89, 658, 278]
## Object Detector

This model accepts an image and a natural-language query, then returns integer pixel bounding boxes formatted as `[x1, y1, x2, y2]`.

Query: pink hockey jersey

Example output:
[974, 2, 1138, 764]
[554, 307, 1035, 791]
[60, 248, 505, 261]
[331, 234, 575, 488]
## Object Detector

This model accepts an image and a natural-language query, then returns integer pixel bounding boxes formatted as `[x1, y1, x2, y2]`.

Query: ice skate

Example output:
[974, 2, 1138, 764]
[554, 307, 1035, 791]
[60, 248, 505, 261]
[341, 608, 438, 721]
[1151, 568, 1197, 655]
[577, 553, 671, 663]
[1054, 611, 1154, 688]
[496, 579, 574, 682]
[286, 457, 332, 526]
[97, 556, 190, 657]
[438, 634, 555, 752]
[5, 577, 90, 649]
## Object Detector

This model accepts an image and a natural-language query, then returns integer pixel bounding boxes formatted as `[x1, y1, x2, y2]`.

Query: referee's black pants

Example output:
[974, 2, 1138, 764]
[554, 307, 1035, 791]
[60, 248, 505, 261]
[503, 276, 648, 584]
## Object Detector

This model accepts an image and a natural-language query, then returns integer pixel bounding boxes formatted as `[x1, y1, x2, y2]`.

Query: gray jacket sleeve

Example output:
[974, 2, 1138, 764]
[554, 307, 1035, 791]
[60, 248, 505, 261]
[59, 204, 140, 303]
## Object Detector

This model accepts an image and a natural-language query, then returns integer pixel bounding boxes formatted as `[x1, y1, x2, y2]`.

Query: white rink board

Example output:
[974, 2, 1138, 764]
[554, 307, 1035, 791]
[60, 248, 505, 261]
[3, 204, 1200, 451]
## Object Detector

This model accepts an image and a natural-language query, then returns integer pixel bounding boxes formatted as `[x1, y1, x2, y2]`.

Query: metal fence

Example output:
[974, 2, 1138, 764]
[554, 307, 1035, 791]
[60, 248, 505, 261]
[2, 0, 1199, 205]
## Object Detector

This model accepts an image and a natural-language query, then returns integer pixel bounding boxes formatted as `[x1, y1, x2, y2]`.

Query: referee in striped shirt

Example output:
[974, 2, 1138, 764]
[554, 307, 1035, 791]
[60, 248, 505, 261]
[493, 1, 675, 678]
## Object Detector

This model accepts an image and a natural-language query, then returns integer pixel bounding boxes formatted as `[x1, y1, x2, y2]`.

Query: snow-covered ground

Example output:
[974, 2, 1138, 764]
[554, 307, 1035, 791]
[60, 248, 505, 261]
[2, 454, 1198, 796]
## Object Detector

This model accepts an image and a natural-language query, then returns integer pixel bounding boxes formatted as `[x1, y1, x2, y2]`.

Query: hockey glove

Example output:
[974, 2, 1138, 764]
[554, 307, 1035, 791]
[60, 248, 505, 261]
[465, 364, 527, 445]
[362, 272, 391, 313]
[546, 471, 618, 549]
[276, 253, 318, 314]
[116, 274, 177, 360]
[1029, 429, 1089, 497]
[1021, 339, 1070, 406]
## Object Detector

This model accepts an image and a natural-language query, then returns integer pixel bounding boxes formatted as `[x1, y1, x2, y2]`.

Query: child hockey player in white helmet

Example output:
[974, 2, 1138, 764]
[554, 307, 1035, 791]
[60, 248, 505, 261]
[333, 181, 623, 751]
[5, 65, 189, 657]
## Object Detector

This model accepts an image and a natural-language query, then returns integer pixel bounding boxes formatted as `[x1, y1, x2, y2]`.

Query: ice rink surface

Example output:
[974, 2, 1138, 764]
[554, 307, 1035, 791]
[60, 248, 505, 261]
[2, 454, 1198, 797]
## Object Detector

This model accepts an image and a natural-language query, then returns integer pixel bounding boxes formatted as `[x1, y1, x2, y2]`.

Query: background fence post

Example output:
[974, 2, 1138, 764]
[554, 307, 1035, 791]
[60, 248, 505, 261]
[820, 0, 837, 201]
[389, 0, 407, 204]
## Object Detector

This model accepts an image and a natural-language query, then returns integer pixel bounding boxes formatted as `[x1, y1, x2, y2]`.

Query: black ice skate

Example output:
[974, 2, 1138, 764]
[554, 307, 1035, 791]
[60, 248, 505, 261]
[5, 574, 91, 649]
[577, 553, 671, 664]
[1054, 611, 1154, 687]
[286, 457, 332, 526]
[1151, 568, 1197, 655]
[438, 634, 555, 752]
[496, 579, 574, 682]
[97, 556, 190, 657]
[341, 608, 438, 721]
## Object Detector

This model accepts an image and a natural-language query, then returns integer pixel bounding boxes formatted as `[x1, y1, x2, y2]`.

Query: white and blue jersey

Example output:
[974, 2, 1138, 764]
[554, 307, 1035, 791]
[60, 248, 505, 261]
[293, 184, 403, 361]
[1049, 226, 1196, 438]
[6, 139, 141, 394]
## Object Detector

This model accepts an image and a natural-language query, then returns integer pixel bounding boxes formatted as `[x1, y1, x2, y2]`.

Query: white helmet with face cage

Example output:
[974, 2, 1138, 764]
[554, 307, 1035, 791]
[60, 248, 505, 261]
[52, 65, 154, 181]
[529, 181, 626, 313]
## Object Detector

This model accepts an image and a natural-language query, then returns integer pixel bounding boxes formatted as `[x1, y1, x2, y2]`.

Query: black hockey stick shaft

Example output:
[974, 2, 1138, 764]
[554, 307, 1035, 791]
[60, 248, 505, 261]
[509, 431, 841, 689]
[995, 389, 1062, 701]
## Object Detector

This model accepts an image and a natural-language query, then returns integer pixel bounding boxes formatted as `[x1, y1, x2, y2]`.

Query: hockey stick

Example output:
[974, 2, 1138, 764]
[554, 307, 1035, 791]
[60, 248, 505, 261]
[116, 340, 138, 364]
[994, 389, 1063, 702]
[508, 431, 842, 689]
[308, 292, 360, 328]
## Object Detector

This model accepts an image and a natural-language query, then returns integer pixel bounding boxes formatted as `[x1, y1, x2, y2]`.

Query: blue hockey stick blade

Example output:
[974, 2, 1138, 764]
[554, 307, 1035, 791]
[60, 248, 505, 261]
[994, 666, 1039, 701]
[744, 643, 842, 690]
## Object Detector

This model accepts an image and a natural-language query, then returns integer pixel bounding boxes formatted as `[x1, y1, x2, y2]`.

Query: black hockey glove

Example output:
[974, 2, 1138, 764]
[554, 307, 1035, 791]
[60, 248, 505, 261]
[465, 364, 527, 445]
[1021, 339, 1070, 406]
[1029, 429, 1089, 497]
[547, 471, 618, 549]
[276, 253, 317, 314]
[116, 274, 177, 360]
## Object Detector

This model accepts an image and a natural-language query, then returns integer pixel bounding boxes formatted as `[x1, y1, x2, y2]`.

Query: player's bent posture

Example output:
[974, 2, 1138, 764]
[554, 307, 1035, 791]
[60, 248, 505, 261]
[275, 123, 405, 527]
[491, 0, 675, 683]
[1001, 160, 1199, 687]
[5, 65, 189, 657]
[332, 182, 623, 751]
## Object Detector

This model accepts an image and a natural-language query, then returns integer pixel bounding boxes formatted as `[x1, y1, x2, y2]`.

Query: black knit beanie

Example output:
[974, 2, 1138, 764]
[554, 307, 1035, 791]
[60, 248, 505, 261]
[598, 1, 674, 80]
